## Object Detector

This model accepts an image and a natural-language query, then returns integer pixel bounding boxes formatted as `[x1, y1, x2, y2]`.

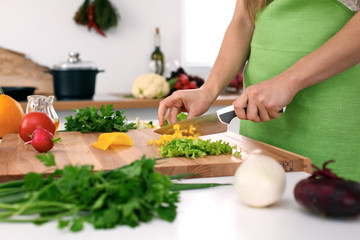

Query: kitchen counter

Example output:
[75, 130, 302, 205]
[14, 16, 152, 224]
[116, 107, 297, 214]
[19, 93, 240, 111]
[0, 172, 358, 240]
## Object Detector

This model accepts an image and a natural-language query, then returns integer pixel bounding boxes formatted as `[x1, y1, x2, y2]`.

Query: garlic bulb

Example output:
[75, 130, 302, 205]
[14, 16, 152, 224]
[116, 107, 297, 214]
[234, 150, 286, 208]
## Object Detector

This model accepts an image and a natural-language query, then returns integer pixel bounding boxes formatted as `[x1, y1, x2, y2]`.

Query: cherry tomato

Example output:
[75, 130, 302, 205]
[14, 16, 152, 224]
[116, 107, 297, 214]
[18, 112, 55, 142]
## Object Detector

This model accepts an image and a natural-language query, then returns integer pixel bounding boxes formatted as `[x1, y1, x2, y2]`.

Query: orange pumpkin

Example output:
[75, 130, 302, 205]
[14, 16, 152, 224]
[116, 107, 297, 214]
[0, 94, 25, 138]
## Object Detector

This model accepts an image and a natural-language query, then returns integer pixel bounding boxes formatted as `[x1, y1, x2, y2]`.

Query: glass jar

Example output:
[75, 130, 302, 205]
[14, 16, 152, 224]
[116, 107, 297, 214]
[26, 95, 60, 131]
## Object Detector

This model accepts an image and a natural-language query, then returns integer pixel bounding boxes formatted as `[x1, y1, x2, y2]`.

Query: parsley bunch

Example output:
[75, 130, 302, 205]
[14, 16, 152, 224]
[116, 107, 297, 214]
[64, 104, 135, 133]
[0, 154, 179, 232]
[0, 153, 232, 232]
[159, 138, 242, 159]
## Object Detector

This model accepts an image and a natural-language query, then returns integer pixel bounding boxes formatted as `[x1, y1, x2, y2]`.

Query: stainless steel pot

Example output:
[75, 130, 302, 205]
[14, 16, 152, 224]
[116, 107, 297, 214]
[45, 52, 104, 100]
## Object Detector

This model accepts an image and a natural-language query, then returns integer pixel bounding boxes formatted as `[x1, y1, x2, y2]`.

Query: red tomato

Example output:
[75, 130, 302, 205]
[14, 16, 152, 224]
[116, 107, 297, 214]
[18, 112, 55, 142]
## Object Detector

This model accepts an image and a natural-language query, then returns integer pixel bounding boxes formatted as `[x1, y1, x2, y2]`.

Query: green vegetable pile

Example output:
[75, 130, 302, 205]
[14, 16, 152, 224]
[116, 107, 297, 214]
[64, 104, 135, 133]
[159, 138, 242, 159]
[0, 153, 229, 232]
[161, 112, 242, 159]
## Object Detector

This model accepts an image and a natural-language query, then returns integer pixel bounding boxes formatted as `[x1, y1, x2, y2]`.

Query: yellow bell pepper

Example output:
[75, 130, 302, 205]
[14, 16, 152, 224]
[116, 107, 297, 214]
[92, 132, 133, 150]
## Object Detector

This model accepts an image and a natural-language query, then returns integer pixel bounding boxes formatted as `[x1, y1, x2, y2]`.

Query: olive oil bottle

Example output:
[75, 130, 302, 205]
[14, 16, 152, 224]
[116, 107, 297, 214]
[150, 27, 164, 75]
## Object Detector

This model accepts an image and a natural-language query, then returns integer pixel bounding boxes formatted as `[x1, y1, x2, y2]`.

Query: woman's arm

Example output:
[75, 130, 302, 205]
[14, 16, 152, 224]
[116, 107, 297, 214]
[200, 0, 255, 102]
[287, 11, 360, 93]
[234, 11, 360, 122]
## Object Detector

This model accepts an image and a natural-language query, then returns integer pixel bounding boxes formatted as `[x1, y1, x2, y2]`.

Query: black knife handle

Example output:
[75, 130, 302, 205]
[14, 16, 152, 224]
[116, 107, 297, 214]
[218, 106, 236, 124]
[218, 105, 286, 124]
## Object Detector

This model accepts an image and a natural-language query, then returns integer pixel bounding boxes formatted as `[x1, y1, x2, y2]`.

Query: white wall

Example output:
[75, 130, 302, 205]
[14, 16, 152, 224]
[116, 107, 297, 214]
[0, 0, 182, 95]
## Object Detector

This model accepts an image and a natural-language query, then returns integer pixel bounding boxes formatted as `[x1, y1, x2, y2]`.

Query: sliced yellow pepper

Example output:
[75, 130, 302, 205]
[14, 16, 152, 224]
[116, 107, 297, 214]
[173, 124, 180, 131]
[92, 132, 133, 150]
[149, 124, 200, 147]
[188, 125, 196, 135]
[155, 139, 162, 146]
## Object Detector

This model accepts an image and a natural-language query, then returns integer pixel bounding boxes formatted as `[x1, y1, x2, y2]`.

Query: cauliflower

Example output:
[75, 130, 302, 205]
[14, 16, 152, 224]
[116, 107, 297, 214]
[132, 73, 170, 99]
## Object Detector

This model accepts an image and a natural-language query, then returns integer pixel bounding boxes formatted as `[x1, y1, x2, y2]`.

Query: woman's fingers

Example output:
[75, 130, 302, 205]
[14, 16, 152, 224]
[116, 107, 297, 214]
[269, 107, 284, 119]
[233, 77, 292, 122]
[246, 101, 260, 122]
[158, 95, 182, 126]
[233, 91, 277, 122]
[233, 94, 248, 120]
[158, 101, 167, 126]
[258, 105, 271, 122]
[158, 88, 216, 126]
[166, 107, 181, 125]
[158, 90, 194, 126]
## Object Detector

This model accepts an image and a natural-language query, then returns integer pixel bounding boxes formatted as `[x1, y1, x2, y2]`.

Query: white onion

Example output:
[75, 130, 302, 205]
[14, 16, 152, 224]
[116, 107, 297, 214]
[234, 150, 286, 208]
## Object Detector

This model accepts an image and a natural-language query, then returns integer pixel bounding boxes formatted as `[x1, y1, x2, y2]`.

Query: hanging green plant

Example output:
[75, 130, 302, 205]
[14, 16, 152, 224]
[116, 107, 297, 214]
[74, 0, 120, 37]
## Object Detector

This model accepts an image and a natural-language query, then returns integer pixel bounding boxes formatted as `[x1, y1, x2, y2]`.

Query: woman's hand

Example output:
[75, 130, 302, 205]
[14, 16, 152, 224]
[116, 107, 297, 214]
[233, 75, 296, 122]
[158, 88, 215, 126]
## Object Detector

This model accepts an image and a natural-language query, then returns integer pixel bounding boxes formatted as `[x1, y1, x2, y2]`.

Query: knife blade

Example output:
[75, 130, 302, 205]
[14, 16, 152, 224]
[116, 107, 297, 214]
[154, 105, 236, 136]
[154, 105, 286, 136]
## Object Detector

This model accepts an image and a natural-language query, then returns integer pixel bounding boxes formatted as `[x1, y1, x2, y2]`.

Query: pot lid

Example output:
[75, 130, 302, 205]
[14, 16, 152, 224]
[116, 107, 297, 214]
[53, 52, 97, 70]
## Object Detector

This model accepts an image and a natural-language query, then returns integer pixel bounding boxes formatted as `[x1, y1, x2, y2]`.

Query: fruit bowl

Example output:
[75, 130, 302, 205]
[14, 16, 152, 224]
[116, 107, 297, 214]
[166, 67, 205, 95]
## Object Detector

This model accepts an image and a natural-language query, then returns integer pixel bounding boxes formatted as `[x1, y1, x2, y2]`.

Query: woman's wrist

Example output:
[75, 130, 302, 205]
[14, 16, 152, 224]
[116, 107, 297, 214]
[199, 82, 221, 105]
[279, 62, 312, 96]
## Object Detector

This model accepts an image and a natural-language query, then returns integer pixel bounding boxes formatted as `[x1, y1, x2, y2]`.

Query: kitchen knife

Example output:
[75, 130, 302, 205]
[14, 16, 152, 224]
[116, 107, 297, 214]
[154, 105, 286, 136]
[154, 105, 235, 136]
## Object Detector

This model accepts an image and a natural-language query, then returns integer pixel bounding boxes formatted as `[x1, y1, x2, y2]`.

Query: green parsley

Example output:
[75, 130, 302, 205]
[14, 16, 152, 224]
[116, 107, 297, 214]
[36, 152, 56, 167]
[0, 154, 231, 232]
[64, 104, 135, 133]
[0, 153, 179, 231]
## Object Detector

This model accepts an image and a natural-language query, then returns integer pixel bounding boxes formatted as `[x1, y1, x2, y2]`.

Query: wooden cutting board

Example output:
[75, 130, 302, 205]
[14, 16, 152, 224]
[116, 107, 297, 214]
[0, 129, 312, 182]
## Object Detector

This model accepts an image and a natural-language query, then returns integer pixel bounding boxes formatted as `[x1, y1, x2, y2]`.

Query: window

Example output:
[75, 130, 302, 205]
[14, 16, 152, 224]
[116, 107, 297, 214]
[183, 0, 236, 70]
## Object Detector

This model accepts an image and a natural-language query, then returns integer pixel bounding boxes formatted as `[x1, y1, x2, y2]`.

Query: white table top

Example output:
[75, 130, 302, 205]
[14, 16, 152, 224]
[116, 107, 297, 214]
[0, 172, 359, 240]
